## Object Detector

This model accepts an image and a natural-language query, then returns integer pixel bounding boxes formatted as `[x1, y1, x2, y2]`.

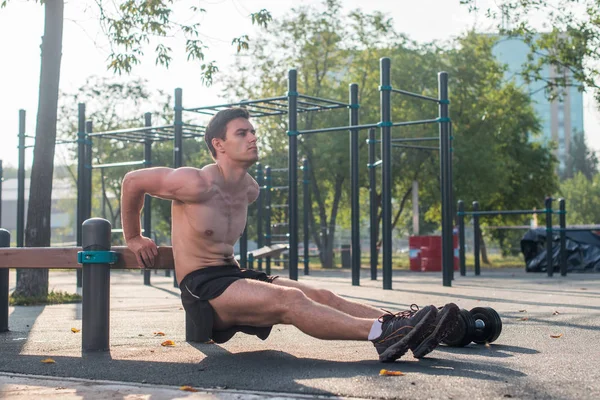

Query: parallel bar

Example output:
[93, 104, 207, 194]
[88, 124, 176, 137]
[298, 123, 380, 136]
[143, 113, 153, 286]
[0, 229, 9, 332]
[391, 144, 438, 150]
[17, 110, 26, 249]
[173, 88, 183, 288]
[302, 158, 310, 276]
[185, 96, 288, 112]
[389, 137, 439, 143]
[392, 118, 439, 128]
[439, 71, 452, 287]
[350, 83, 360, 287]
[265, 166, 272, 275]
[559, 198, 567, 277]
[288, 70, 299, 281]
[462, 209, 548, 216]
[368, 128, 378, 281]
[545, 197, 553, 277]
[380, 58, 392, 290]
[92, 160, 147, 169]
[256, 163, 264, 271]
[391, 88, 439, 103]
[76, 104, 86, 288]
[458, 200, 466, 276]
[473, 201, 481, 276]
[298, 93, 350, 107]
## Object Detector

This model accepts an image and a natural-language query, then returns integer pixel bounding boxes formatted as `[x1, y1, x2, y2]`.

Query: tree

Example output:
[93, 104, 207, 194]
[1, 0, 271, 297]
[560, 172, 600, 224]
[460, 0, 600, 104]
[561, 132, 599, 180]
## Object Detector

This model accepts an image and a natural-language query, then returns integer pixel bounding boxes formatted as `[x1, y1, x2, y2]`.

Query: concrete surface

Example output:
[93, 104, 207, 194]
[1, 267, 599, 399]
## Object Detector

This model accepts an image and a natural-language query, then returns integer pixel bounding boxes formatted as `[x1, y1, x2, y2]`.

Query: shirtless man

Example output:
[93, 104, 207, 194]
[120, 107, 459, 362]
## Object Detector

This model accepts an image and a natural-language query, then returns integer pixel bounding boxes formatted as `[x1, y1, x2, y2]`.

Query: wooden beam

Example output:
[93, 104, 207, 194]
[0, 246, 174, 270]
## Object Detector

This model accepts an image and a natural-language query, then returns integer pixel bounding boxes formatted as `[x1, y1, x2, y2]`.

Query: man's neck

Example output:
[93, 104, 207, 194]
[214, 159, 249, 188]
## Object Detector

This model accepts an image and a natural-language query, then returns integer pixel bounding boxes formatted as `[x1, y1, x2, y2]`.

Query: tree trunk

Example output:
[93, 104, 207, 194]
[479, 229, 491, 265]
[14, 0, 64, 297]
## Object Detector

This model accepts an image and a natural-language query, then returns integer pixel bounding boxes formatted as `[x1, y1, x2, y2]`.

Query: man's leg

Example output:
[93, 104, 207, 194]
[272, 278, 382, 319]
[209, 279, 373, 340]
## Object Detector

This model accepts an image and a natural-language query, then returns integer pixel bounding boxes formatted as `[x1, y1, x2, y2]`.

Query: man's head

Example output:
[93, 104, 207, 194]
[204, 108, 258, 164]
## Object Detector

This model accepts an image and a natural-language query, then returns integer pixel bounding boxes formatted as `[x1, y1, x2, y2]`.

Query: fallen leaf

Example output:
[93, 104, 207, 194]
[179, 307, 183, 310]
[150, 350, 155, 353]
[519, 310, 527, 313]
[205, 340, 215, 344]
[580, 288, 588, 290]
[41, 358, 55, 364]
[71, 328, 80, 333]
[154, 332, 165, 336]
[552, 311, 560, 315]
[485, 343, 491, 348]
[520, 317, 529, 321]
[161, 340, 176, 347]
[380, 369, 404, 376]
[180, 386, 198, 392]
[550, 334, 563, 339]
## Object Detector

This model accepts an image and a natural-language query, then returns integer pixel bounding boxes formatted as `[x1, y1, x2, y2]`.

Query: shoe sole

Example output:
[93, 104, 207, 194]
[412, 303, 460, 359]
[378, 307, 437, 363]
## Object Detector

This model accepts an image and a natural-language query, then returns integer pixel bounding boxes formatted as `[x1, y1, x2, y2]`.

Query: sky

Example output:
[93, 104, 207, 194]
[0, 0, 598, 169]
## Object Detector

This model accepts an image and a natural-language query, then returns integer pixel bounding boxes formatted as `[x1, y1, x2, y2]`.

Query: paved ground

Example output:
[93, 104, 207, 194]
[1, 267, 599, 399]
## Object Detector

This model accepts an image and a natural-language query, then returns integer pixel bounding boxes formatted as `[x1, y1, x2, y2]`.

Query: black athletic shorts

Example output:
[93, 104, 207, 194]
[180, 265, 279, 344]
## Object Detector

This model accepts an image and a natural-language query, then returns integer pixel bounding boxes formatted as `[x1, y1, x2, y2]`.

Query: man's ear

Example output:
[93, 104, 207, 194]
[212, 137, 225, 155]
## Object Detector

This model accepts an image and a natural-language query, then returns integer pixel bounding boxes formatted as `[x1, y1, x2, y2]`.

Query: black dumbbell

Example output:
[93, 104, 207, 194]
[442, 307, 502, 347]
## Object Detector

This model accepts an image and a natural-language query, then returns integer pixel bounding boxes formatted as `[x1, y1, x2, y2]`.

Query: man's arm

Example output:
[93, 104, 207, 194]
[247, 176, 260, 204]
[121, 167, 209, 267]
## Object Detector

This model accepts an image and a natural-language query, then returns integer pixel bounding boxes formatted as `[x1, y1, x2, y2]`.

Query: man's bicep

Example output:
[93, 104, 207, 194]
[132, 167, 206, 202]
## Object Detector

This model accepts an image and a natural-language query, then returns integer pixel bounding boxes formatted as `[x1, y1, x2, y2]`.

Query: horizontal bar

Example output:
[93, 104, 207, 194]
[556, 227, 600, 232]
[392, 144, 438, 150]
[462, 209, 548, 216]
[88, 125, 173, 137]
[390, 137, 438, 143]
[92, 160, 146, 169]
[391, 88, 439, 103]
[269, 168, 288, 172]
[0, 246, 174, 270]
[185, 96, 288, 112]
[271, 186, 289, 191]
[392, 118, 439, 128]
[298, 123, 380, 136]
[271, 204, 289, 209]
[297, 94, 350, 107]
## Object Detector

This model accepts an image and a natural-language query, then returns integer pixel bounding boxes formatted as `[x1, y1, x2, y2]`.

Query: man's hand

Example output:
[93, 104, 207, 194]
[127, 236, 159, 268]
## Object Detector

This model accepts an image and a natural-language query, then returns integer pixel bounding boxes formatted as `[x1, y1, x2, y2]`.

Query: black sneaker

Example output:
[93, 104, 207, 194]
[372, 304, 437, 362]
[412, 303, 460, 359]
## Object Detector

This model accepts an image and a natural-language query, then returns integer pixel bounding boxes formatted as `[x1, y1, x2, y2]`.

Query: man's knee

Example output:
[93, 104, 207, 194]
[277, 287, 311, 324]
[310, 288, 339, 307]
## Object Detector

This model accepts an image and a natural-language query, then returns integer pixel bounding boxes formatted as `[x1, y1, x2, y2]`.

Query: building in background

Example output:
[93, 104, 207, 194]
[491, 35, 585, 172]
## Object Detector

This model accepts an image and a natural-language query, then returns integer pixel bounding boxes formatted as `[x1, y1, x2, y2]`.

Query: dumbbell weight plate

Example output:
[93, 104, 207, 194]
[442, 308, 475, 347]
[470, 307, 502, 344]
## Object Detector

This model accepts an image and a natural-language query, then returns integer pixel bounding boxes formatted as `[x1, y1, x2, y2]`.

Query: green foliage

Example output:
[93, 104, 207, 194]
[10, 290, 82, 306]
[95, 1, 272, 84]
[559, 172, 600, 224]
[561, 132, 599, 180]
[461, 0, 600, 104]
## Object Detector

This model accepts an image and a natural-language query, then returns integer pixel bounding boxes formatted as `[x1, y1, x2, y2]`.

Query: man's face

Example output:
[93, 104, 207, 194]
[217, 117, 258, 165]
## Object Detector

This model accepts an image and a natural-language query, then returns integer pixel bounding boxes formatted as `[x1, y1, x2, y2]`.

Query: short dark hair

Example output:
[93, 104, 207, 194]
[204, 108, 250, 158]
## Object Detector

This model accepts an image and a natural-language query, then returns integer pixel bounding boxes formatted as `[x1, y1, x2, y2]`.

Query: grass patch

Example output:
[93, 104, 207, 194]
[10, 290, 82, 306]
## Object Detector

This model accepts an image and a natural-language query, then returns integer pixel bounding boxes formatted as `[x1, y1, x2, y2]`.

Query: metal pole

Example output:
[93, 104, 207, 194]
[265, 166, 272, 275]
[82, 218, 111, 352]
[0, 229, 9, 333]
[173, 89, 183, 288]
[559, 198, 567, 276]
[302, 158, 310, 275]
[143, 113, 153, 285]
[439, 72, 452, 287]
[17, 110, 26, 249]
[350, 83, 360, 286]
[240, 225, 248, 269]
[256, 163, 264, 271]
[458, 200, 466, 276]
[85, 121, 93, 224]
[368, 128, 378, 280]
[76, 103, 85, 288]
[473, 201, 481, 276]
[545, 197, 554, 277]
[380, 58, 392, 290]
[0, 160, 2, 227]
[288, 70, 299, 281]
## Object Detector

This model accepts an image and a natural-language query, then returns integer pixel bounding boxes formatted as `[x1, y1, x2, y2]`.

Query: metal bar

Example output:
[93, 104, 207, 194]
[185, 96, 288, 112]
[0, 160, 2, 227]
[270, 168, 289, 173]
[0, 229, 9, 332]
[173, 88, 183, 289]
[559, 198, 567, 277]
[82, 218, 111, 352]
[271, 204, 289, 209]
[368, 128, 378, 281]
[391, 144, 439, 150]
[92, 160, 147, 169]
[381, 58, 392, 290]
[298, 94, 350, 107]
[462, 209, 548, 216]
[88, 124, 176, 137]
[76, 104, 86, 288]
[449, 120, 455, 282]
[302, 158, 310, 276]
[545, 197, 553, 277]
[270, 186, 289, 191]
[458, 200, 466, 276]
[143, 113, 152, 286]
[17, 110, 26, 249]
[240, 225, 248, 269]
[391, 88, 439, 103]
[473, 201, 481, 276]
[298, 123, 380, 136]
[439, 71, 452, 287]
[389, 137, 439, 143]
[288, 70, 298, 281]
[350, 83, 360, 287]
[256, 163, 264, 272]
[265, 166, 272, 275]
[392, 118, 440, 128]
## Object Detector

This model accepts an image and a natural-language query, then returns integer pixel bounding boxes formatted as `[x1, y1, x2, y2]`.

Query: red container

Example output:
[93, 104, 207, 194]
[409, 234, 459, 272]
